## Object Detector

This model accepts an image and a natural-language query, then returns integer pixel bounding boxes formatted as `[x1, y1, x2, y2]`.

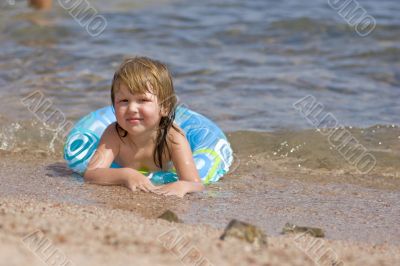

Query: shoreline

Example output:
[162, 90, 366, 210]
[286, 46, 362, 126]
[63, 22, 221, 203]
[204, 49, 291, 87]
[1, 137, 399, 265]
[1, 151, 400, 243]
[1, 195, 399, 266]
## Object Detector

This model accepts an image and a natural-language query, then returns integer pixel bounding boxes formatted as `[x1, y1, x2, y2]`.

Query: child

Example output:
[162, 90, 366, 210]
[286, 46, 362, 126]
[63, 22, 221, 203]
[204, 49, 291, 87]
[84, 57, 205, 197]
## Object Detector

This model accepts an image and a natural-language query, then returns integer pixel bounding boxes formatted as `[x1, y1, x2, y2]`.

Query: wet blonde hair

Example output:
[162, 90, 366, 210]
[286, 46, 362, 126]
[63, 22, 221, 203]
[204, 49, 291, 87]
[111, 56, 178, 169]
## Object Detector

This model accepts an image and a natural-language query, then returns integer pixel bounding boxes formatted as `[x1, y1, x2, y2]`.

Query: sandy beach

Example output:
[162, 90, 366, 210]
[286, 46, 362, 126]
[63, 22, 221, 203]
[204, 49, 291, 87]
[1, 134, 399, 266]
[1, 195, 399, 266]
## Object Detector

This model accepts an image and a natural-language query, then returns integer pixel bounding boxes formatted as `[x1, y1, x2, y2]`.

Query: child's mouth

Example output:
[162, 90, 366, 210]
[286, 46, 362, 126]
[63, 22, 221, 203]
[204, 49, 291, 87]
[126, 117, 143, 124]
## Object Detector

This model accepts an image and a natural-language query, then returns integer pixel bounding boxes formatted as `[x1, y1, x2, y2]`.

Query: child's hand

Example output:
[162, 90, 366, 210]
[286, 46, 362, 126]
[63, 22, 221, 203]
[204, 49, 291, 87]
[126, 173, 158, 193]
[153, 181, 189, 198]
[154, 181, 204, 198]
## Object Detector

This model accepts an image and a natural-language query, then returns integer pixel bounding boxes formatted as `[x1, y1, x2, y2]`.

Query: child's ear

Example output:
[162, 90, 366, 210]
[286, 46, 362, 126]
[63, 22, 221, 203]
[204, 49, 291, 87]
[160, 105, 169, 117]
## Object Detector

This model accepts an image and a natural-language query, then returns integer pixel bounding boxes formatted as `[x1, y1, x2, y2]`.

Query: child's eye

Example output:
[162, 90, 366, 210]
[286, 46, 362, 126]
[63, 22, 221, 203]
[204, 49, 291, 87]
[119, 99, 128, 103]
[139, 98, 151, 102]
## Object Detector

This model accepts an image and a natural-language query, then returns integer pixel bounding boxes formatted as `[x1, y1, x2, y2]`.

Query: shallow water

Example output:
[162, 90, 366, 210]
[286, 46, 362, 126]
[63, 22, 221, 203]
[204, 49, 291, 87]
[1, 0, 399, 170]
[0, 0, 399, 131]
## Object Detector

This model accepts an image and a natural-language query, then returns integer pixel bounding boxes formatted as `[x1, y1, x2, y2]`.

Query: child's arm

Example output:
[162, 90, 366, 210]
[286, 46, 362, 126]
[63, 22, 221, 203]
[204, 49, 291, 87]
[84, 124, 157, 192]
[154, 127, 205, 197]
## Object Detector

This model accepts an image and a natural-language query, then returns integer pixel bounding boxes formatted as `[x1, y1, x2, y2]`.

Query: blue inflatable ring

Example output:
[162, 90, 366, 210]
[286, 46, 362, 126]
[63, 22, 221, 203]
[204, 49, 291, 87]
[64, 105, 233, 185]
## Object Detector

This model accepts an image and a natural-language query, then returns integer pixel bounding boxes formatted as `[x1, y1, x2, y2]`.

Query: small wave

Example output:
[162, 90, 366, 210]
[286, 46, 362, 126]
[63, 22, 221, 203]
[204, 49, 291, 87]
[270, 17, 333, 33]
[2, 114, 398, 178]
[228, 125, 400, 177]
[0, 117, 64, 158]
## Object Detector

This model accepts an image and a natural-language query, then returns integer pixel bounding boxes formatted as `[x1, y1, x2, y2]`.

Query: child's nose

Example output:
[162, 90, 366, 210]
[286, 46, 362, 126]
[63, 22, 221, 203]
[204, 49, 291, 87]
[127, 102, 139, 113]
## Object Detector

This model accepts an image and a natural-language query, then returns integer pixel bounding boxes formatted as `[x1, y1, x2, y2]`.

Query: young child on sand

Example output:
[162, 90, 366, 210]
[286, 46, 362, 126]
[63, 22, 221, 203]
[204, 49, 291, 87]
[84, 57, 204, 197]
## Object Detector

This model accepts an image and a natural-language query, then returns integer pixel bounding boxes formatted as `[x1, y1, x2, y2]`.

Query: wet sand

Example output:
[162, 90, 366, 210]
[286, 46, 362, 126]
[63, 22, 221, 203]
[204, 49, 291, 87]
[1, 130, 400, 265]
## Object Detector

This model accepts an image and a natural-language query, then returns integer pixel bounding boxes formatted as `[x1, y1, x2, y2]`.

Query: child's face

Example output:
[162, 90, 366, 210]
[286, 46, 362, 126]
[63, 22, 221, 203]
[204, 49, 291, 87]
[114, 82, 164, 135]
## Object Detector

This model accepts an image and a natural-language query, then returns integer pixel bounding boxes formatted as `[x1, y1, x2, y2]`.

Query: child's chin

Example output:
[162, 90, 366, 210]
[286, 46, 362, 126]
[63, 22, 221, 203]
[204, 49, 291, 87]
[125, 126, 141, 132]
[126, 126, 151, 135]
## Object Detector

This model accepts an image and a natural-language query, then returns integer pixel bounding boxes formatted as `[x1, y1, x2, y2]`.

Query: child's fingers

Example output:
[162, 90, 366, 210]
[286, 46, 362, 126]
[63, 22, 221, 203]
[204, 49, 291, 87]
[152, 186, 167, 194]
[138, 181, 163, 193]
[151, 186, 164, 191]
[152, 184, 186, 197]
[152, 186, 171, 196]
[152, 184, 168, 192]
[158, 189, 183, 198]
[138, 184, 149, 192]
[144, 182, 159, 191]
[152, 189, 167, 195]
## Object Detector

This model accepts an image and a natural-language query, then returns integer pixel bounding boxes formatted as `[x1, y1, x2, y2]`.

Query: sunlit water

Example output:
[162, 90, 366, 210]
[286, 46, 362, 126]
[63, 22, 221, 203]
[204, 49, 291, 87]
[0, 0, 399, 174]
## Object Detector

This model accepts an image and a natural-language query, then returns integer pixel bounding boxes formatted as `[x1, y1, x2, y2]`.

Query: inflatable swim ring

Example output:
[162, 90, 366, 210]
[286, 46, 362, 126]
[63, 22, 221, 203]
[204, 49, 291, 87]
[64, 105, 233, 185]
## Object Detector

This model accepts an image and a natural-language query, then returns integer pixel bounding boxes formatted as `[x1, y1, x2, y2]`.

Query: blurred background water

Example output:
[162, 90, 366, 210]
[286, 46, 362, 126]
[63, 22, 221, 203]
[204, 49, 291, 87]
[0, 0, 399, 157]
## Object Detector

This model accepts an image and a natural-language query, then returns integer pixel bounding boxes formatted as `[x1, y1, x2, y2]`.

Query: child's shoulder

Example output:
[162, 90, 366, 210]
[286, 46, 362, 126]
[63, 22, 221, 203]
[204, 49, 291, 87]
[167, 123, 186, 145]
[101, 122, 121, 142]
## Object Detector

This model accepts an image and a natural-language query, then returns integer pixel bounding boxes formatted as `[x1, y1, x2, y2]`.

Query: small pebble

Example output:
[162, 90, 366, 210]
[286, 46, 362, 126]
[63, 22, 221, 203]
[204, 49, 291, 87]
[220, 219, 267, 248]
[157, 210, 182, 223]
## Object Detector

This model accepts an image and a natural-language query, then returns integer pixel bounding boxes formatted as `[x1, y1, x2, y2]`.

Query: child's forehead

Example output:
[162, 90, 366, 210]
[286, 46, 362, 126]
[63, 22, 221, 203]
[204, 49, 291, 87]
[115, 82, 155, 97]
